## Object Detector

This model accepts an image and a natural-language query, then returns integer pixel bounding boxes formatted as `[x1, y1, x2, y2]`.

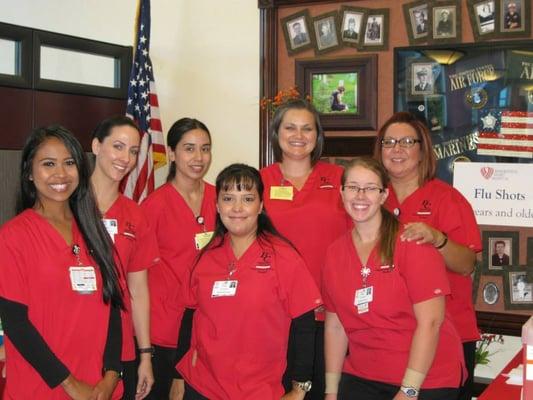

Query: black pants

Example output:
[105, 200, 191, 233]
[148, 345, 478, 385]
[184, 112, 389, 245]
[338, 373, 459, 400]
[184, 382, 209, 400]
[145, 344, 177, 400]
[121, 359, 138, 400]
[458, 341, 476, 400]
[283, 320, 324, 399]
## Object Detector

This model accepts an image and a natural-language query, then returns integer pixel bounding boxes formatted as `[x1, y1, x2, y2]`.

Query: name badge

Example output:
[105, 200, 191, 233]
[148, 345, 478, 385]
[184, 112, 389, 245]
[69, 266, 97, 293]
[211, 280, 238, 297]
[270, 186, 293, 201]
[102, 218, 118, 242]
[195, 231, 214, 250]
[355, 286, 373, 314]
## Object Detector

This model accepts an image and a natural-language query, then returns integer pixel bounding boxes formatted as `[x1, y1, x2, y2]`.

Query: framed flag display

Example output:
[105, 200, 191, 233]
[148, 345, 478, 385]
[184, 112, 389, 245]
[394, 40, 533, 184]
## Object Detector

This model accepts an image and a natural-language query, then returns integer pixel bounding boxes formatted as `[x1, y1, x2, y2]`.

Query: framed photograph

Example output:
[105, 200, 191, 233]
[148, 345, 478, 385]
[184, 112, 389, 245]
[340, 6, 367, 48]
[403, 0, 430, 44]
[411, 62, 435, 95]
[483, 281, 501, 304]
[495, 0, 531, 38]
[424, 94, 447, 132]
[467, 0, 496, 40]
[482, 231, 519, 274]
[503, 267, 533, 310]
[295, 56, 377, 131]
[312, 11, 341, 55]
[359, 9, 389, 51]
[429, 0, 462, 43]
[280, 10, 315, 56]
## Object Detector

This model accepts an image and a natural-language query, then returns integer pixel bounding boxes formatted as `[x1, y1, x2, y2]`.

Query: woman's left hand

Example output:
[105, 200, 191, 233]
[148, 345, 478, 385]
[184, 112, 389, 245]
[135, 358, 154, 399]
[280, 388, 306, 400]
[400, 222, 443, 247]
[89, 371, 120, 400]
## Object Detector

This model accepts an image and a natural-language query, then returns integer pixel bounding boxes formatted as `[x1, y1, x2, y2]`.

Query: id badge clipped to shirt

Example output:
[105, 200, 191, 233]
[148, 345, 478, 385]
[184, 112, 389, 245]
[102, 218, 118, 243]
[354, 286, 373, 314]
[270, 186, 293, 201]
[211, 280, 238, 297]
[195, 231, 214, 250]
[69, 266, 97, 294]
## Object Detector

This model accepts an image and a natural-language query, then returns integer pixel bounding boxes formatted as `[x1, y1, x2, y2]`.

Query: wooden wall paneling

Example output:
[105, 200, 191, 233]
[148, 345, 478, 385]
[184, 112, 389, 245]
[0, 150, 21, 225]
[33, 91, 126, 151]
[0, 86, 33, 150]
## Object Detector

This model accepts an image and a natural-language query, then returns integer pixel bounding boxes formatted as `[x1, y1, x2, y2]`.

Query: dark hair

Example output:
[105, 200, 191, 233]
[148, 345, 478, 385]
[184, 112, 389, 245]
[18, 125, 124, 308]
[270, 99, 324, 165]
[166, 118, 211, 182]
[92, 115, 141, 143]
[341, 156, 399, 265]
[373, 111, 436, 186]
[494, 240, 506, 247]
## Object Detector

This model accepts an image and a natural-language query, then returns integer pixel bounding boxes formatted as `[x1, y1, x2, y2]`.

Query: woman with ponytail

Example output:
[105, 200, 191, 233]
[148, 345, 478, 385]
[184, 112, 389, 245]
[141, 118, 216, 399]
[0, 126, 123, 399]
[322, 157, 464, 400]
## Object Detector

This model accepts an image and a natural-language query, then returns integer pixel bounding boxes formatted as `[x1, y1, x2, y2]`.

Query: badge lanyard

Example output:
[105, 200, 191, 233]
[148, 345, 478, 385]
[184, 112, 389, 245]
[355, 265, 373, 314]
[194, 215, 214, 250]
[211, 261, 238, 298]
[69, 243, 97, 294]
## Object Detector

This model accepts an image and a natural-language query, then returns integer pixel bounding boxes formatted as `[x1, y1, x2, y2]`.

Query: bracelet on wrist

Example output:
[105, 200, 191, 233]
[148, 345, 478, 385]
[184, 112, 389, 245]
[138, 346, 155, 356]
[434, 233, 448, 250]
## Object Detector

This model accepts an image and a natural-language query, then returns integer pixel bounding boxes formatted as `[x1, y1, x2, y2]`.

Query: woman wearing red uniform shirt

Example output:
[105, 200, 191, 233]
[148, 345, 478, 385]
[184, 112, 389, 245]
[171, 164, 321, 400]
[374, 112, 481, 400]
[141, 118, 216, 400]
[91, 116, 160, 399]
[260, 99, 350, 398]
[0, 126, 123, 399]
[323, 157, 464, 400]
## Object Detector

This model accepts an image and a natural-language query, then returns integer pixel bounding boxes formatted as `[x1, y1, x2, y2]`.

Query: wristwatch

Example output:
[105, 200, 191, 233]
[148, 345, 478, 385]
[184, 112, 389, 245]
[138, 346, 155, 356]
[292, 380, 312, 392]
[400, 386, 419, 398]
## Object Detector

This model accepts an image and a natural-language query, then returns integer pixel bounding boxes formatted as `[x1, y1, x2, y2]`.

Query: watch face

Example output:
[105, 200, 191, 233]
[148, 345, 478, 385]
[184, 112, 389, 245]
[402, 387, 418, 397]
[303, 381, 312, 391]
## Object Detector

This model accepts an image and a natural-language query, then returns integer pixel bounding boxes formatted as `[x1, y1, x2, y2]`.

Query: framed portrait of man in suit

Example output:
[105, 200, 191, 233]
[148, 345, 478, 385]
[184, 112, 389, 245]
[281, 9, 315, 55]
[411, 63, 434, 95]
[340, 6, 367, 48]
[403, 0, 431, 45]
[482, 231, 519, 274]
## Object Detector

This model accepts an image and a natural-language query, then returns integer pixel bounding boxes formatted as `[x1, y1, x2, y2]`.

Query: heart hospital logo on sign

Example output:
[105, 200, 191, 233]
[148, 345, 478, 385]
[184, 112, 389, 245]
[480, 166, 494, 179]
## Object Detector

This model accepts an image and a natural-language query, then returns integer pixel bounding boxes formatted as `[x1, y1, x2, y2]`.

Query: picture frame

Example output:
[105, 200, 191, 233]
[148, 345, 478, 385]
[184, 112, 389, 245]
[411, 62, 436, 96]
[482, 231, 519, 275]
[483, 281, 501, 305]
[429, 0, 462, 44]
[280, 9, 315, 56]
[527, 237, 533, 281]
[424, 94, 447, 132]
[474, 272, 506, 313]
[467, 0, 497, 41]
[311, 11, 341, 55]
[339, 6, 367, 48]
[402, 0, 431, 45]
[503, 266, 533, 310]
[495, 0, 531, 38]
[295, 56, 377, 131]
[359, 8, 389, 52]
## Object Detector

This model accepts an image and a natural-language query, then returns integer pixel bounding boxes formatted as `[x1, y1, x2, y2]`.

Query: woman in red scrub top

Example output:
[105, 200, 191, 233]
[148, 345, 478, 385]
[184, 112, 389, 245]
[0, 126, 124, 399]
[260, 99, 350, 398]
[323, 157, 464, 400]
[141, 118, 216, 400]
[172, 163, 321, 400]
[374, 112, 481, 400]
[91, 116, 160, 400]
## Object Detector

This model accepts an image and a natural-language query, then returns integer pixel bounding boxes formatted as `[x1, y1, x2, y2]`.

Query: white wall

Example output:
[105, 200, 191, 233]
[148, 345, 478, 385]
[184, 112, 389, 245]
[0, 0, 260, 185]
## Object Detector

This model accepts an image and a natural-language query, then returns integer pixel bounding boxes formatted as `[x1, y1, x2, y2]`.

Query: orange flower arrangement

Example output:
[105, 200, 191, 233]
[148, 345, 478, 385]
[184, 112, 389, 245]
[260, 86, 311, 115]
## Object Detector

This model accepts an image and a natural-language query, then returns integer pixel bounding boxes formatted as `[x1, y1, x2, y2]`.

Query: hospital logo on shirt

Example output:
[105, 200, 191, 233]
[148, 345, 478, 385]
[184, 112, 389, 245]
[415, 200, 432, 217]
[319, 176, 335, 189]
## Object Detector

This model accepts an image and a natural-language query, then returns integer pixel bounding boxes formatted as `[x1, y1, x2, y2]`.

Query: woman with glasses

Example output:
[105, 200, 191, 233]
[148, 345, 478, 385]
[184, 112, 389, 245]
[260, 99, 350, 398]
[374, 112, 481, 400]
[323, 157, 464, 400]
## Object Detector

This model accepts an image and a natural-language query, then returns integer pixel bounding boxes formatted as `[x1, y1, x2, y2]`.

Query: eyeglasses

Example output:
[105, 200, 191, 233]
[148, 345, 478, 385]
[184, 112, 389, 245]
[381, 137, 422, 148]
[342, 185, 385, 195]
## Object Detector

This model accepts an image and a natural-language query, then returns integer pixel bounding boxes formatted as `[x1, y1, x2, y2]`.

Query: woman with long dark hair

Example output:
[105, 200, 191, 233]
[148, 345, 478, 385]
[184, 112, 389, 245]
[91, 116, 160, 399]
[171, 164, 321, 400]
[0, 126, 123, 399]
[374, 112, 481, 400]
[141, 118, 217, 399]
[323, 157, 464, 400]
[260, 99, 350, 397]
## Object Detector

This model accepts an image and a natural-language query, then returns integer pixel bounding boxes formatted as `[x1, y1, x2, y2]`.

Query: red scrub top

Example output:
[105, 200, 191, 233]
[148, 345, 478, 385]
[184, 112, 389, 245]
[141, 182, 216, 347]
[385, 179, 482, 342]
[322, 231, 464, 389]
[0, 209, 122, 399]
[177, 235, 322, 400]
[104, 195, 160, 361]
[260, 162, 351, 290]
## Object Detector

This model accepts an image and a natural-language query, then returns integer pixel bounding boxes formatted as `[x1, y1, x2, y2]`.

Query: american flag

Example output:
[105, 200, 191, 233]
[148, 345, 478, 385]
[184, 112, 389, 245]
[478, 110, 533, 159]
[121, 0, 166, 202]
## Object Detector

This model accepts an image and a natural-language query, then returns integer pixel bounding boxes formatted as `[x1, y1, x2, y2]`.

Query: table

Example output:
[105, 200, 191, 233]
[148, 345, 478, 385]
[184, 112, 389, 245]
[478, 349, 523, 400]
